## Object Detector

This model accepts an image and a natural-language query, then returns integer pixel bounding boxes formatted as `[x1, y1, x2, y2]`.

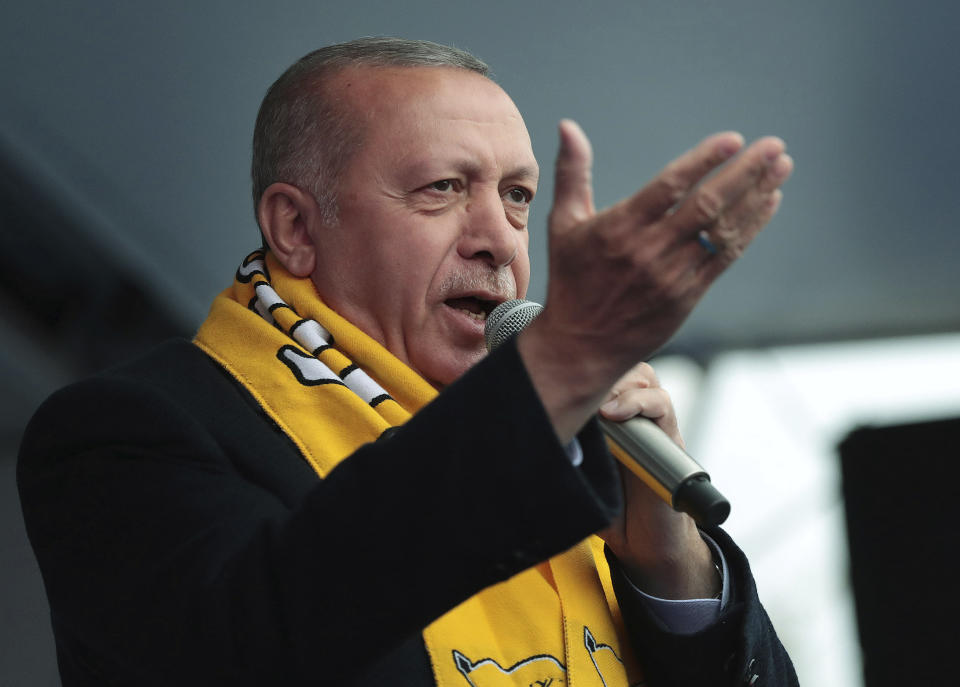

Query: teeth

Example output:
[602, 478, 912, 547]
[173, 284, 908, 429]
[457, 308, 488, 321]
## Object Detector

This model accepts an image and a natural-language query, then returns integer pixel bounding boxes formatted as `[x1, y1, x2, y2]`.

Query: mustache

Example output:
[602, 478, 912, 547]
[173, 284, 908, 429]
[438, 267, 517, 300]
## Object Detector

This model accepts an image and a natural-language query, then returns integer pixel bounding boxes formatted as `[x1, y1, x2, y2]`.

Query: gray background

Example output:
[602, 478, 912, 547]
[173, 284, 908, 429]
[2, 1, 958, 684]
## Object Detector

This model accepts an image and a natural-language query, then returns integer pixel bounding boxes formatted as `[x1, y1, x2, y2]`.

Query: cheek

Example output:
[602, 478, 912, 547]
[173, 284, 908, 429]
[370, 218, 447, 289]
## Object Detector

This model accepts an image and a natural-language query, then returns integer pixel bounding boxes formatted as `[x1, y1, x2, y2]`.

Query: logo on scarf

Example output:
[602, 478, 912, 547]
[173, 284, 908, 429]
[452, 625, 642, 686]
[452, 649, 566, 686]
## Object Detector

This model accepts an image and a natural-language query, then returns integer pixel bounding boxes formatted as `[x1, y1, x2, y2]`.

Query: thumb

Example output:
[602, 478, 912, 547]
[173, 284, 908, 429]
[551, 119, 595, 228]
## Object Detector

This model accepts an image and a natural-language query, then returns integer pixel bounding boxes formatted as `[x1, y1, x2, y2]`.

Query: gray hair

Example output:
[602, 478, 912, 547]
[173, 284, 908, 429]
[251, 37, 490, 225]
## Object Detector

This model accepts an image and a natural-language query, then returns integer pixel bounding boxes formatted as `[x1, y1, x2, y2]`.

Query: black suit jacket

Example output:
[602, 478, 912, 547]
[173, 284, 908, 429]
[18, 338, 797, 686]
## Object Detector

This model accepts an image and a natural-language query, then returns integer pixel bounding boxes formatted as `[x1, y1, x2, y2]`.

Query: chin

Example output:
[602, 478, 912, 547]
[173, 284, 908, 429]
[416, 349, 488, 389]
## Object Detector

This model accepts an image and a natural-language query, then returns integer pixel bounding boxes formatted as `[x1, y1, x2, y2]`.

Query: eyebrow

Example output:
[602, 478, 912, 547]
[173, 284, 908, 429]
[507, 163, 541, 184]
[400, 157, 539, 186]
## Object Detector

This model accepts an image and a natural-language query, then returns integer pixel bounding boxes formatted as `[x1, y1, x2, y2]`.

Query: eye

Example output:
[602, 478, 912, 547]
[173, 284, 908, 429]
[427, 179, 457, 193]
[504, 187, 532, 205]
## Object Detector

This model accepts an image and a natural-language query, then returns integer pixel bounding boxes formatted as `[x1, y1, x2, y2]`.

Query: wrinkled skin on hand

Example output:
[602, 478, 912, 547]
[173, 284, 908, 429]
[518, 121, 793, 598]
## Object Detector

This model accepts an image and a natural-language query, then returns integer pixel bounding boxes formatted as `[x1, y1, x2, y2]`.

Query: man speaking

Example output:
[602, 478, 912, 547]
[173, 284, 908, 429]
[19, 38, 797, 686]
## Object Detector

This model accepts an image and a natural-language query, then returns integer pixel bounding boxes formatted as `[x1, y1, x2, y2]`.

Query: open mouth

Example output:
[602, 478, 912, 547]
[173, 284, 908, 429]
[444, 296, 500, 322]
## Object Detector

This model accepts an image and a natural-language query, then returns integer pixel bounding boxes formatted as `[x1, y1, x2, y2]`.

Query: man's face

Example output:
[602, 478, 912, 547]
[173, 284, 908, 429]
[308, 66, 539, 387]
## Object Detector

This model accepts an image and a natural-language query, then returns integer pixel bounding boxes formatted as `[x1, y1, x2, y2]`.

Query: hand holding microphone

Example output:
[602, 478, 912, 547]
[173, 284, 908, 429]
[486, 299, 730, 528]
[501, 123, 789, 525]
[495, 121, 789, 596]
[490, 122, 789, 597]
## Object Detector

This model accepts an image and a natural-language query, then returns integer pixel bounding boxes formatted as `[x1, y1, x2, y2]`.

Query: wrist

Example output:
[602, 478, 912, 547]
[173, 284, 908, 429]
[617, 524, 719, 600]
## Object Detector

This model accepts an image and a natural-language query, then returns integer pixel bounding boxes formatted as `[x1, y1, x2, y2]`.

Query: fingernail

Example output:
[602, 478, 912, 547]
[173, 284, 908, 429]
[765, 138, 786, 162]
[601, 398, 620, 414]
[717, 135, 743, 159]
[558, 119, 580, 149]
[772, 153, 793, 178]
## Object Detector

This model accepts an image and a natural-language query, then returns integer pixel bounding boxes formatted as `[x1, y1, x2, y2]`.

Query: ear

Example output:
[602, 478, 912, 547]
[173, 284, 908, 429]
[257, 182, 321, 277]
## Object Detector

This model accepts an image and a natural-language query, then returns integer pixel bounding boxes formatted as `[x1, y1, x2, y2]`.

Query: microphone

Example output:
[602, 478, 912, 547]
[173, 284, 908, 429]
[485, 299, 730, 528]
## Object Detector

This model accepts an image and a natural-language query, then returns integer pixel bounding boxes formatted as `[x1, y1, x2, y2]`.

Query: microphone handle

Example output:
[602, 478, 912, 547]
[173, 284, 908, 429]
[598, 416, 730, 528]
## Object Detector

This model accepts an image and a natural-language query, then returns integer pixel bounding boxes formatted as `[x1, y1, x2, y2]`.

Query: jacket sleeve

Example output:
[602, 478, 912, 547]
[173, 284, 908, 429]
[605, 529, 800, 687]
[18, 339, 622, 686]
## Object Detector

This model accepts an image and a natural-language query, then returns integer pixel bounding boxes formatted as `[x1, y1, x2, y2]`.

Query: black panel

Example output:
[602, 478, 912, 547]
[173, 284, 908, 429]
[840, 417, 960, 687]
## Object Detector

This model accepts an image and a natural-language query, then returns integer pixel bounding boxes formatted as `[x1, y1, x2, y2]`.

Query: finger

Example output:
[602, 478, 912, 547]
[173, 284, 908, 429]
[669, 136, 786, 233]
[600, 386, 671, 421]
[608, 362, 659, 398]
[718, 184, 784, 248]
[758, 153, 794, 194]
[600, 387, 684, 446]
[623, 132, 745, 225]
[680, 152, 790, 270]
[692, 189, 783, 274]
[550, 119, 595, 229]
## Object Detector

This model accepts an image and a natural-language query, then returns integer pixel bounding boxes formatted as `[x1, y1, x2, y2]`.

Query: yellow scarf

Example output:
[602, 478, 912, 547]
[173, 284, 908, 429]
[194, 250, 644, 687]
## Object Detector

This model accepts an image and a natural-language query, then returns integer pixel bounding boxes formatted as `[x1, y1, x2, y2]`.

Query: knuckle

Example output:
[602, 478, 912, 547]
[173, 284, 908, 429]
[655, 170, 688, 206]
[656, 279, 684, 307]
[643, 271, 673, 302]
[746, 156, 769, 181]
[693, 188, 723, 224]
[665, 278, 695, 307]
[653, 386, 672, 404]
[651, 265, 689, 302]
[713, 215, 738, 242]
[549, 206, 588, 231]
[637, 361, 658, 384]
[720, 241, 745, 262]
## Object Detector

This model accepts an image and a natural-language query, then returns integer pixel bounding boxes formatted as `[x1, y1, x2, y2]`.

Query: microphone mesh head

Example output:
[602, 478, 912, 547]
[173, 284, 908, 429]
[485, 299, 544, 351]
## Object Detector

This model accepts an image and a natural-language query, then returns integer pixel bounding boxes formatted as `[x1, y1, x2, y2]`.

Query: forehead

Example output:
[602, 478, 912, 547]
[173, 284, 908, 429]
[331, 65, 538, 178]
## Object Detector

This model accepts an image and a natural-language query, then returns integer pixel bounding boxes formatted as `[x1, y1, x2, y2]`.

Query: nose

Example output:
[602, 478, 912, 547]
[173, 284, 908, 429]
[457, 189, 519, 268]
